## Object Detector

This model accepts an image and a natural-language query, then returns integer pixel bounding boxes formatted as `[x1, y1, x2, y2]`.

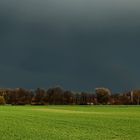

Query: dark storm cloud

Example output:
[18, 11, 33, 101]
[0, 0, 140, 92]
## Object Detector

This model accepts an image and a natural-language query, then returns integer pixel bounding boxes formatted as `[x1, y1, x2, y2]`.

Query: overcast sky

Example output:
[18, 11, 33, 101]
[0, 0, 140, 92]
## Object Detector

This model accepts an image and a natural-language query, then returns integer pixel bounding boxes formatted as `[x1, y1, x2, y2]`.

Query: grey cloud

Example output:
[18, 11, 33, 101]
[0, 0, 140, 92]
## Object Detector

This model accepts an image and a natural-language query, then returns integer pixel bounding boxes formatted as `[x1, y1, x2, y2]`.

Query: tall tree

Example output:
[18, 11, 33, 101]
[95, 87, 111, 104]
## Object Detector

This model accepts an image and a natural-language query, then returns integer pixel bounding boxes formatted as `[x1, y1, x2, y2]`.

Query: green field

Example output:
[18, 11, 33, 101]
[0, 106, 140, 140]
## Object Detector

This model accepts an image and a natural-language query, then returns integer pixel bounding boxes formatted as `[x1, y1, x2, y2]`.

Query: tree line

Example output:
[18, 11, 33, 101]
[0, 87, 140, 105]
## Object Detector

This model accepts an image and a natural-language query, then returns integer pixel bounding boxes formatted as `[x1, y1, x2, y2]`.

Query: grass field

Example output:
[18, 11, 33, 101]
[0, 106, 140, 140]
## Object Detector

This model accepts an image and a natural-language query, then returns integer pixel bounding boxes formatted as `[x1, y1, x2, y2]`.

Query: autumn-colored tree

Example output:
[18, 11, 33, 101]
[95, 87, 111, 104]
[133, 90, 140, 105]
[0, 96, 6, 105]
